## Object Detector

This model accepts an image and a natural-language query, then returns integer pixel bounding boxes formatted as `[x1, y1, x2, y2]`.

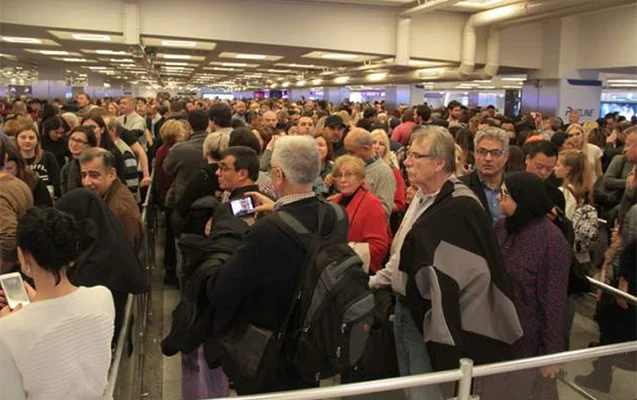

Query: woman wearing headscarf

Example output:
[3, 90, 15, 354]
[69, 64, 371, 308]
[489, 172, 571, 400]
[56, 188, 147, 337]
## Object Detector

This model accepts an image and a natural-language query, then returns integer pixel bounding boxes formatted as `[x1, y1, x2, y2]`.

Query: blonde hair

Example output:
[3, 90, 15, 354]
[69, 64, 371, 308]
[582, 121, 598, 138]
[337, 111, 351, 127]
[559, 149, 593, 205]
[454, 143, 464, 175]
[566, 123, 589, 154]
[203, 131, 230, 160]
[333, 155, 366, 179]
[370, 129, 398, 169]
[160, 120, 186, 146]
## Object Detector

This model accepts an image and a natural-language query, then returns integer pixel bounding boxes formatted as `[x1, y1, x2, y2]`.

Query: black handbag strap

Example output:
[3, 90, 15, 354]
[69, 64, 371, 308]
[275, 203, 328, 339]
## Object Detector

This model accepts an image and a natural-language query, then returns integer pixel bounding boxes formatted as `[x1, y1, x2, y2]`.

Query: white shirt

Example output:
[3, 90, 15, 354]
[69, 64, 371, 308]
[369, 187, 440, 294]
[0, 286, 115, 400]
[586, 143, 603, 182]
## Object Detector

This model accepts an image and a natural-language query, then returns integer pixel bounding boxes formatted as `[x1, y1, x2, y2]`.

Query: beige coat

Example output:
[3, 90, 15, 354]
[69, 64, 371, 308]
[0, 173, 34, 273]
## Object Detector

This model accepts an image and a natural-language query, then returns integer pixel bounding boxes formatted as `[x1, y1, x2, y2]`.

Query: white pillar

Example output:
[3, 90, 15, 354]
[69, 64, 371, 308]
[395, 17, 411, 66]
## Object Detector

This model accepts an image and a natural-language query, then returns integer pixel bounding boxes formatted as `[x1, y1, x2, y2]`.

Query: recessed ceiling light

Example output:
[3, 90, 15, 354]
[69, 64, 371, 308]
[95, 50, 128, 55]
[212, 67, 239, 71]
[321, 53, 359, 60]
[334, 76, 350, 84]
[62, 58, 88, 62]
[266, 69, 292, 73]
[87, 66, 107, 70]
[110, 58, 134, 63]
[72, 33, 111, 42]
[40, 50, 69, 55]
[235, 53, 267, 60]
[163, 66, 185, 70]
[161, 40, 196, 47]
[473, 80, 492, 83]
[2, 36, 42, 44]
[609, 83, 637, 87]
[161, 54, 191, 59]
[367, 72, 388, 82]
[163, 62, 189, 66]
[607, 79, 637, 83]
[312, 78, 323, 85]
[501, 77, 526, 81]
[222, 62, 248, 67]
[503, 86, 523, 89]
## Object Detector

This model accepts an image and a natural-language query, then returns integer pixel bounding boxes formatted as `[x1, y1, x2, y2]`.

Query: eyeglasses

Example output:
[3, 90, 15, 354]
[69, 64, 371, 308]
[218, 164, 236, 172]
[476, 148, 507, 158]
[69, 137, 89, 145]
[405, 151, 433, 160]
[332, 171, 359, 180]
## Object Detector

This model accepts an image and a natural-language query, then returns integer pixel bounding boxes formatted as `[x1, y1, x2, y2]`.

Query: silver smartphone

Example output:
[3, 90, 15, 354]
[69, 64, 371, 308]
[0, 273, 30, 309]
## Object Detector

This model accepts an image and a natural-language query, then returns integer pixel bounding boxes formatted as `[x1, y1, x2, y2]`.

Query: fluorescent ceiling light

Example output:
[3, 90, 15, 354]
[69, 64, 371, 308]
[212, 67, 239, 71]
[87, 66, 107, 70]
[2, 36, 42, 44]
[110, 58, 134, 63]
[161, 54, 191, 59]
[163, 66, 185, 70]
[267, 69, 292, 73]
[334, 76, 350, 84]
[276, 63, 321, 69]
[312, 79, 323, 85]
[281, 82, 290, 87]
[456, 0, 503, 8]
[473, 80, 492, 83]
[367, 72, 388, 82]
[503, 85, 523, 89]
[607, 79, 637, 83]
[163, 62, 189, 66]
[501, 77, 526, 81]
[478, 86, 496, 89]
[609, 83, 637, 87]
[221, 62, 249, 67]
[72, 33, 111, 42]
[63, 58, 88, 62]
[40, 50, 69, 55]
[95, 50, 128, 55]
[297, 80, 307, 86]
[161, 40, 196, 47]
[235, 53, 267, 60]
[321, 53, 359, 60]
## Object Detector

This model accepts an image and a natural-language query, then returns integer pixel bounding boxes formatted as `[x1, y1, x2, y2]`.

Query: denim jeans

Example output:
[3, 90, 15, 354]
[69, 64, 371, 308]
[393, 300, 444, 400]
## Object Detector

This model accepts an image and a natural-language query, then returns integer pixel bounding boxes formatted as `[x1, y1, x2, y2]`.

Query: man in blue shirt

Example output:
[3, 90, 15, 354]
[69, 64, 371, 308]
[460, 127, 510, 223]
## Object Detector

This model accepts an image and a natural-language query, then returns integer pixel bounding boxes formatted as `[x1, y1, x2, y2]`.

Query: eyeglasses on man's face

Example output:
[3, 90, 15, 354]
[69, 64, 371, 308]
[476, 148, 507, 158]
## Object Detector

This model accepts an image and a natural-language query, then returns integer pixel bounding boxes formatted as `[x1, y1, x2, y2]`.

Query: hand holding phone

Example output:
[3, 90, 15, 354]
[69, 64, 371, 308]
[229, 197, 256, 218]
[0, 273, 31, 310]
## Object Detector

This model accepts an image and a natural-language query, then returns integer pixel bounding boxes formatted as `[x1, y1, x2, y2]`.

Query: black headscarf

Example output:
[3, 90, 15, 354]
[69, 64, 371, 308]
[504, 172, 554, 234]
[56, 188, 148, 294]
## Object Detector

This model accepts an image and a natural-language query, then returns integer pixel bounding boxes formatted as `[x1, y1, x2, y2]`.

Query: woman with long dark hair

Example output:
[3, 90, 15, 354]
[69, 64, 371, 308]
[59, 126, 98, 194]
[0, 137, 52, 206]
[41, 116, 70, 168]
[81, 114, 127, 183]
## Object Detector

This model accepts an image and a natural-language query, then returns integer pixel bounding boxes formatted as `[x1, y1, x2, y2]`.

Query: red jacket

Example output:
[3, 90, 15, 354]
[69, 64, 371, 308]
[332, 186, 391, 274]
[392, 167, 407, 213]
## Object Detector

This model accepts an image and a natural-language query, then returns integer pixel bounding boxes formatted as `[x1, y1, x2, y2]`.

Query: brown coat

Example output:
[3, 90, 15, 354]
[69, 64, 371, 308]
[0, 173, 34, 273]
[104, 179, 143, 253]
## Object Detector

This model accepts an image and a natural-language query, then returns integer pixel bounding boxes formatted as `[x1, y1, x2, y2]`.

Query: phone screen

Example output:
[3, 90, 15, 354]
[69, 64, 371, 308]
[230, 197, 255, 217]
[0, 274, 30, 309]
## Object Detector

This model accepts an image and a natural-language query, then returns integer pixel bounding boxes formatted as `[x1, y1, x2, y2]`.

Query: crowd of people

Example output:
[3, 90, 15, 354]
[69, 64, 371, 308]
[0, 92, 635, 399]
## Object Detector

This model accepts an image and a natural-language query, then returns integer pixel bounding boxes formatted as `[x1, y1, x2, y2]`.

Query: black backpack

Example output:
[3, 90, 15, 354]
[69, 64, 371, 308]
[272, 202, 375, 383]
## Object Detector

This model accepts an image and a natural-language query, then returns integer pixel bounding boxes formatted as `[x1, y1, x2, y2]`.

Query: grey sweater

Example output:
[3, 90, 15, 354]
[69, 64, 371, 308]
[365, 157, 396, 218]
[603, 155, 634, 190]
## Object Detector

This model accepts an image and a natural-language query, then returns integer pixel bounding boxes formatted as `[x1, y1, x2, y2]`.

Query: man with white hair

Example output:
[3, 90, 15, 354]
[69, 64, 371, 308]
[209, 135, 348, 393]
[370, 126, 522, 399]
[460, 127, 510, 223]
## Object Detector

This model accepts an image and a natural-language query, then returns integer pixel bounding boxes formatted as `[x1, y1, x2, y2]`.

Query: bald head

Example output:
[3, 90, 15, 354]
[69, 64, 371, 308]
[344, 128, 375, 162]
[235, 101, 246, 115]
[263, 110, 278, 128]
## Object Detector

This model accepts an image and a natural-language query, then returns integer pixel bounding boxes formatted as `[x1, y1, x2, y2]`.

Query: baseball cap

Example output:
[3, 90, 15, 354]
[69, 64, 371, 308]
[325, 114, 345, 128]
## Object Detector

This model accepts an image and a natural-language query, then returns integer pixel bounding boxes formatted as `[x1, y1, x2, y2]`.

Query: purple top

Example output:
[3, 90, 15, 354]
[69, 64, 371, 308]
[494, 217, 571, 358]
